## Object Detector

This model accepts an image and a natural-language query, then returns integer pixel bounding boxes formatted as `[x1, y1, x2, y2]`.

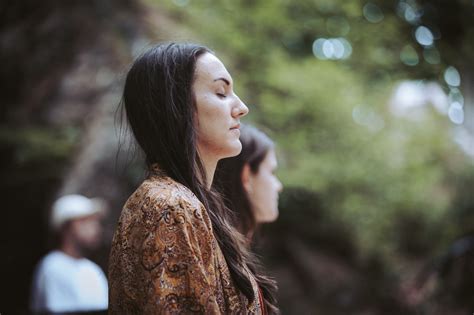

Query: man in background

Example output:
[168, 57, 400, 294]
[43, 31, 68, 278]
[30, 194, 108, 314]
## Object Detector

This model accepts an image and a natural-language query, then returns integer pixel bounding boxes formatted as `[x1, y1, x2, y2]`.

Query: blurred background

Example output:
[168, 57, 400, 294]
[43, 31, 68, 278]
[1, 0, 473, 314]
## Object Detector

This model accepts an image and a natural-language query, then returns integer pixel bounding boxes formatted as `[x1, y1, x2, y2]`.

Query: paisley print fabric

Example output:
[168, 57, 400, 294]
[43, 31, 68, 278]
[108, 167, 262, 314]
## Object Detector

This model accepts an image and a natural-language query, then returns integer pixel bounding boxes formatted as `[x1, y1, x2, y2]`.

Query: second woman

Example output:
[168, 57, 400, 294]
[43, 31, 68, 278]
[215, 124, 283, 240]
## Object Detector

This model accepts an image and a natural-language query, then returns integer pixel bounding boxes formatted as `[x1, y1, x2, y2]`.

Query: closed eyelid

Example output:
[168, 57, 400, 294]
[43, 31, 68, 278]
[215, 85, 234, 96]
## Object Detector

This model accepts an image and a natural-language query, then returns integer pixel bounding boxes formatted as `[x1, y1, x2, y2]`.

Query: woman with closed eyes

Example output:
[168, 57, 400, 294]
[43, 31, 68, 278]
[108, 43, 278, 314]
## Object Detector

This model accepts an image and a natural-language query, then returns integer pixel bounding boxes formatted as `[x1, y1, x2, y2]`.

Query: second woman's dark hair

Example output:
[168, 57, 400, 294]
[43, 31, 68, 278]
[121, 43, 278, 313]
[214, 124, 274, 237]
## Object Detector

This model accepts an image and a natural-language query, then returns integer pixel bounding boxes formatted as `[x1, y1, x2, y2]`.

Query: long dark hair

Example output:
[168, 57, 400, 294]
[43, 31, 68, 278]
[121, 43, 278, 313]
[214, 124, 274, 237]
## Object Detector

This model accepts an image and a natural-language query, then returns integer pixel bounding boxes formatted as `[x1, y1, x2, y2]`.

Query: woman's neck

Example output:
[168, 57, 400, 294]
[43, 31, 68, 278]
[197, 151, 218, 189]
[203, 160, 217, 189]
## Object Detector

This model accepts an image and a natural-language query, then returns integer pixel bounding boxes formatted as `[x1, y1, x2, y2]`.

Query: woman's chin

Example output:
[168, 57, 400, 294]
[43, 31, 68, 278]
[267, 208, 280, 222]
[221, 142, 242, 158]
[256, 210, 279, 224]
[268, 212, 279, 222]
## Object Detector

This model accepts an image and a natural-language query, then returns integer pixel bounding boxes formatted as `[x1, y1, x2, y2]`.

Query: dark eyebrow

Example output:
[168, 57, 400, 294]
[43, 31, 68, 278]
[213, 77, 231, 86]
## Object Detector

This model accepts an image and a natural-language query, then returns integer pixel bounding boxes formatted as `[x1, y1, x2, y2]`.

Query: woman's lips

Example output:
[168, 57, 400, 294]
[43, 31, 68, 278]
[230, 124, 240, 135]
[230, 123, 240, 130]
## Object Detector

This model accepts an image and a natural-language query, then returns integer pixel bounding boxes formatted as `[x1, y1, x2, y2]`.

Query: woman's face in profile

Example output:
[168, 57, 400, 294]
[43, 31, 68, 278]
[193, 53, 249, 161]
[247, 149, 283, 223]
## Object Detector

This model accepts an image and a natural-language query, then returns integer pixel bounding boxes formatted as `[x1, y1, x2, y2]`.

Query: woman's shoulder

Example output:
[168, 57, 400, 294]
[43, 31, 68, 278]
[144, 175, 202, 208]
[120, 174, 207, 228]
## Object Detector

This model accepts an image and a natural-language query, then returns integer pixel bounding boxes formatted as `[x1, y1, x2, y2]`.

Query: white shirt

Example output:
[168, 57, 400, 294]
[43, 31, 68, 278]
[30, 250, 108, 313]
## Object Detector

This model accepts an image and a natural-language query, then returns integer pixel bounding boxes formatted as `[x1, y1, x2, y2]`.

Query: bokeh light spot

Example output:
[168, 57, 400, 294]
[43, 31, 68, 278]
[312, 38, 352, 60]
[322, 40, 335, 58]
[448, 102, 464, 124]
[400, 45, 419, 66]
[312, 38, 328, 60]
[444, 66, 461, 87]
[363, 2, 384, 23]
[415, 26, 434, 46]
[339, 38, 353, 59]
[329, 38, 345, 59]
[397, 1, 421, 24]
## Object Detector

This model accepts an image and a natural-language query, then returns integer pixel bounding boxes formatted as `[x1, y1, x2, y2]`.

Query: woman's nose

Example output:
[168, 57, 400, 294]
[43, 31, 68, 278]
[277, 178, 283, 193]
[232, 95, 249, 118]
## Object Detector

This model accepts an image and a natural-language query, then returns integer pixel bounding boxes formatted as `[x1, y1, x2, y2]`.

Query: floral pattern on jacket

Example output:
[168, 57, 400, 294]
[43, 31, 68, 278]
[108, 168, 262, 314]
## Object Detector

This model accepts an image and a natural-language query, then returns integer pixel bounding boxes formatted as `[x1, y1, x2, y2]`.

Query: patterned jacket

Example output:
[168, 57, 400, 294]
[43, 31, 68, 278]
[108, 167, 262, 314]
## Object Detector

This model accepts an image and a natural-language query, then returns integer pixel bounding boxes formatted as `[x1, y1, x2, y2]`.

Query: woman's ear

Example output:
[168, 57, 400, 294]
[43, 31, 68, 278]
[241, 163, 253, 194]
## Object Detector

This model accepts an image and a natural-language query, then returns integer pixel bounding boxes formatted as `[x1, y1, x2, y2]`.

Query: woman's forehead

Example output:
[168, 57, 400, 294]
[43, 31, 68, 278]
[195, 53, 232, 83]
[263, 149, 278, 167]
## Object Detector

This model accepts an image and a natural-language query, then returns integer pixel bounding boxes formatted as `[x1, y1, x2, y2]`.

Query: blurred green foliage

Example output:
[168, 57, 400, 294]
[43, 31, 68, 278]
[155, 0, 474, 262]
[151, 0, 474, 264]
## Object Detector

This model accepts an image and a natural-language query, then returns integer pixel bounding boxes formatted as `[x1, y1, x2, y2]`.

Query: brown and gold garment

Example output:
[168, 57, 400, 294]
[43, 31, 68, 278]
[108, 167, 262, 314]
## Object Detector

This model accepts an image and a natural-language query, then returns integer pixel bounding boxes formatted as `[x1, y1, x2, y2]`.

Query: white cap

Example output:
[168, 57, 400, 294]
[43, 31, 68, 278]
[50, 194, 104, 230]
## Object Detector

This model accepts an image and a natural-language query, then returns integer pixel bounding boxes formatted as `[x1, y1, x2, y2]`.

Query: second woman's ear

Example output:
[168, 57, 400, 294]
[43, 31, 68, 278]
[241, 163, 253, 194]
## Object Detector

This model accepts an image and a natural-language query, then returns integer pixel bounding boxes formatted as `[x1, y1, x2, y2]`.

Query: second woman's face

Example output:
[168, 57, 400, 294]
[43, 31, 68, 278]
[193, 53, 249, 161]
[247, 149, 283, 223]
